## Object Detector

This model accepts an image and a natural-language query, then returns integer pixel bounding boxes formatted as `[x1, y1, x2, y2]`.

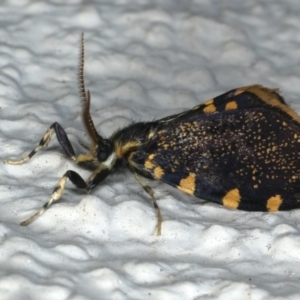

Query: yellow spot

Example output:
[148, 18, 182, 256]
[178, 173, 196, 195]
[144, 154, 156, 169]
[149, 154, 155, 160]
[225, 101, 238, 110]
[116, 141, 139, 158]
[154, 167, 164, 179]
[266, 195, 282, 211]
[145, 160, 155, 170]
[282, 121, 287, 126]
[253, 184, 258, 189]
[222, 189, 241, 209]
[203, 104, 216, 113]
[204, 99, 214, 105]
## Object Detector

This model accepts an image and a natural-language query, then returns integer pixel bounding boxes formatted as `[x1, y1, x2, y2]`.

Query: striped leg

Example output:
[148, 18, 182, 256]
[20, 170, 87, 226]
[3, 122, 76, 165]
[20, 166, 112, 226]
[133, 172, 162, 236]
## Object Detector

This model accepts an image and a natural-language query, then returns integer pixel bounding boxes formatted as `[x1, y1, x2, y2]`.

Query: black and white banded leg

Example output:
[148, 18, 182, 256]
[19, 166, 111, 226]
[3, 122, 76, 165]
[20, 170, 86, 226]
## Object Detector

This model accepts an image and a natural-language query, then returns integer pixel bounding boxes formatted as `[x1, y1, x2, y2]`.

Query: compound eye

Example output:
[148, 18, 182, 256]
[96, 141, 113, 162]
[97, 150, 109, 161]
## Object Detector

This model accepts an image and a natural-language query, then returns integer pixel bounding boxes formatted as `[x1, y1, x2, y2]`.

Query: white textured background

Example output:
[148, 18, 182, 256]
[1, 1, 300, 299]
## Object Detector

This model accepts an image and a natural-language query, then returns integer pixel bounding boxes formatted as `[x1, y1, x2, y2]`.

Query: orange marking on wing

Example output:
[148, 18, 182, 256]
[178, 173, 196, 195]
[154, 167, 164, 179]
[225, 101, 238, 110]
[266, 195, 282, 211]
[203, 104, 216, 113]
[222, 189, 241, 209]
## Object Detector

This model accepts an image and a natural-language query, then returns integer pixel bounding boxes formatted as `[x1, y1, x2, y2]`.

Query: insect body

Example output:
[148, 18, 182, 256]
[4, 35, 300, 235]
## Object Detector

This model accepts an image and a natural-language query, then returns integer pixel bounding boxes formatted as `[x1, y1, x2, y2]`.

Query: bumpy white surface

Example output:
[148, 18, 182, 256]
[1, 1, 300, 299]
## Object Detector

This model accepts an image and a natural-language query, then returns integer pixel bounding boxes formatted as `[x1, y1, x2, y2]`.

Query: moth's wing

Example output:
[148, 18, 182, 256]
[159, 84, 296, 125]
[130, 87, 300, 211]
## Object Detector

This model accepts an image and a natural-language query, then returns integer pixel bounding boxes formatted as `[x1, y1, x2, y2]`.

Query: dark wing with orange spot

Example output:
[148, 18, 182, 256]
[129, 85, 300, 211]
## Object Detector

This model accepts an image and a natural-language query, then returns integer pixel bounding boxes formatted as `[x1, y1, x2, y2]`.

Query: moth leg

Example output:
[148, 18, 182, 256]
[4, 122, 76, 165]
[133, 172, 162, 236]
[20, 166, 111, 226]
[20, 170, 87, 226]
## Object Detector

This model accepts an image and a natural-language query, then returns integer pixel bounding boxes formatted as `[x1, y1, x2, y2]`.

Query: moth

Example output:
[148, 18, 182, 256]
[5, 34, 300, 235]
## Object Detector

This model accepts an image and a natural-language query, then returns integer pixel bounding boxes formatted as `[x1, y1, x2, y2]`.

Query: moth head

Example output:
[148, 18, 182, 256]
[95, 138, 115, 164]
[95, 139, 112, 161]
